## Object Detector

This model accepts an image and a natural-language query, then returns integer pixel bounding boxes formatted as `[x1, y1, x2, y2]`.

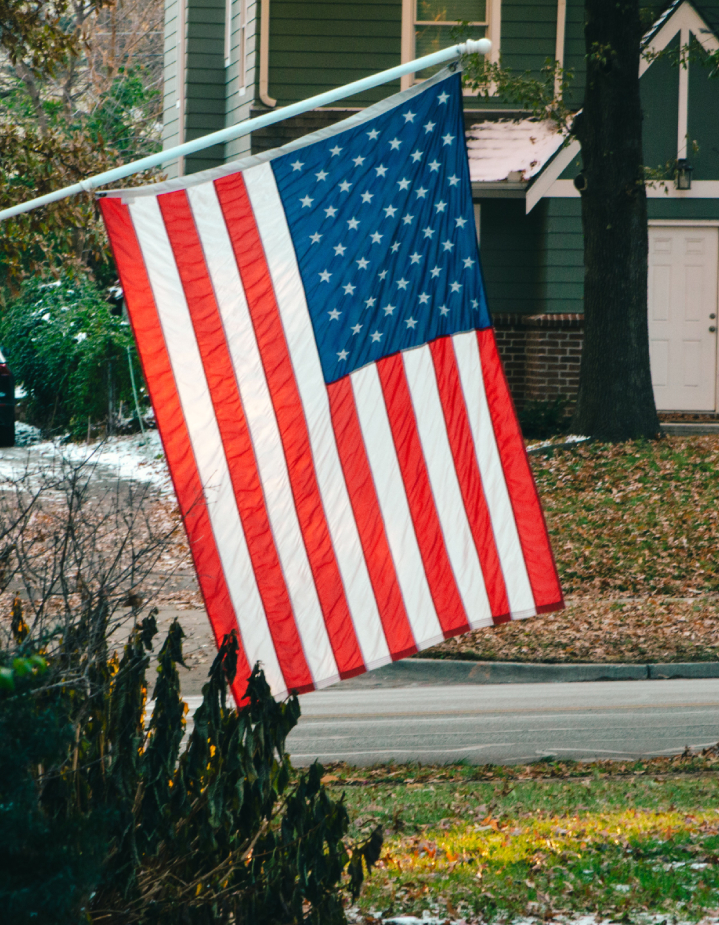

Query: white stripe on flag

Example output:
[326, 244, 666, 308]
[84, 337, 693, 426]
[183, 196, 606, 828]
[243, 163, 392, 672]
[402, 345, 493, 629]
[128, 196, 287, 693]
[452, 331, 536, 617]
[185, 181, 338, 688]
[350, 362, 444, 648]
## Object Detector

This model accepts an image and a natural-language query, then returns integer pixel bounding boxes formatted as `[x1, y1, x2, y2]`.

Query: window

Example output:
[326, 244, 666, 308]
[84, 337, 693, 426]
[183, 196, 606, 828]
[415, 0, 488, 61]
[401, 0, 499, 87]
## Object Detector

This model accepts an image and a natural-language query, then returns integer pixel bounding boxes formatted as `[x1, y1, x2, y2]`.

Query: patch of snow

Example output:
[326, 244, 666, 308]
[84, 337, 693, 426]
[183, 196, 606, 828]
[0, 431, 172, 495]
[14, 422, 42, 446]
[466, 119, 565, 184]
[49, 431, 171, 493]
[526, 435, 591, 453]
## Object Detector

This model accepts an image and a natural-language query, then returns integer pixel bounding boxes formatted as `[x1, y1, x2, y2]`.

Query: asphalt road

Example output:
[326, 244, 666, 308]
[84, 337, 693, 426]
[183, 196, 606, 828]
[284, 678, 719, 766]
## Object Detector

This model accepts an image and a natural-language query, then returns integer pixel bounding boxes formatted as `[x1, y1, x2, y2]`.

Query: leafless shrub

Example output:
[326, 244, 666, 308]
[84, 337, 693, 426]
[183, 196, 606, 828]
[0, 447, 183, 672]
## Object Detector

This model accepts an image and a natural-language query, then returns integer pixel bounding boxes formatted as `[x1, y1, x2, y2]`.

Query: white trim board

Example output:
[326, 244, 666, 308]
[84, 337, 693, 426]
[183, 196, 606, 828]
[525, 140, 580, 213]
[554, 0, 567, 96]
[546, 179, 719, 199]
[649, 219, 719, 225]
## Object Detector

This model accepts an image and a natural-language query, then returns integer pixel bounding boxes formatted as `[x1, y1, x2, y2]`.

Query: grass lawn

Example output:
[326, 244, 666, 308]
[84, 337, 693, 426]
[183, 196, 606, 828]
[331, 754, 719, 923]
[425, 436, 719, 665]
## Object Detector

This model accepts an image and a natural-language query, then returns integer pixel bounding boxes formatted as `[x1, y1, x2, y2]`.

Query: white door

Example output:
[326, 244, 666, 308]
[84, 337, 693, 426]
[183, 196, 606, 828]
[648, 226, 718, 411]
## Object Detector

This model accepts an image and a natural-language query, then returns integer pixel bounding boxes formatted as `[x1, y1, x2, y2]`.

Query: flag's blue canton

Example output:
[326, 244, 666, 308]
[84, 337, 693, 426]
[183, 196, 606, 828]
[272, 72, 491, 385]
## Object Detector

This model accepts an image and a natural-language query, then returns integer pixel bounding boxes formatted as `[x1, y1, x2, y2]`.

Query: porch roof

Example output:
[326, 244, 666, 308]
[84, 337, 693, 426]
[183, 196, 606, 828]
[466, 118, 565, 196]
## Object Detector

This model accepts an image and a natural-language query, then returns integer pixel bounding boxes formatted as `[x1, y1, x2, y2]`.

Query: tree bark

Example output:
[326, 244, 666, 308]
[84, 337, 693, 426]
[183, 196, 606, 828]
[571, 0, 660, 441]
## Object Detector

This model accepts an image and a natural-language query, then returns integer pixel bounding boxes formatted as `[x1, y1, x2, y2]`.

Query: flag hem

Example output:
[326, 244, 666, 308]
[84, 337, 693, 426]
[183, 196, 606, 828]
[99, 68, 459, 202]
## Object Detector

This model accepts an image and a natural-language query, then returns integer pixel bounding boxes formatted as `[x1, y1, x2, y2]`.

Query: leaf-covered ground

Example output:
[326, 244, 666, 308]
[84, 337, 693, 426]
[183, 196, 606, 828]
[328, 752, 719, 923]
[427, 437, 719, 664]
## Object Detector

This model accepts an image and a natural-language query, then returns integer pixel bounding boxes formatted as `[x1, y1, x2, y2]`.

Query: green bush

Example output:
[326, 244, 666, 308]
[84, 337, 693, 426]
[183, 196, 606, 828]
[0, 655, 110, 924]
[0, 621, 382, 924]
[1, 274, 145, 436]
[518, 397, 572, 440]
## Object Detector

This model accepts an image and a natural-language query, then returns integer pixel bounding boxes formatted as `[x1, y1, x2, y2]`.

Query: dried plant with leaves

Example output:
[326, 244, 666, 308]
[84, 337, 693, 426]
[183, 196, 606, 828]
[0, 456, 383, 922]
[0, 0, 163, 291]
[0, 450, 181, 662]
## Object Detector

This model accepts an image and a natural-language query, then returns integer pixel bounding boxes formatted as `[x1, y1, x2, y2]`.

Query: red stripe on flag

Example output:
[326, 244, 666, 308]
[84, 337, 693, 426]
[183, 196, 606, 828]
[377, 353, 469, 638]
[214, 172, 366, 679]
[157, 190, 314, 694]
[476, 329, 564, 613]
[99, 197, 253, 703]
[430, 337, 511, 624]
[327, 377, 417, 660]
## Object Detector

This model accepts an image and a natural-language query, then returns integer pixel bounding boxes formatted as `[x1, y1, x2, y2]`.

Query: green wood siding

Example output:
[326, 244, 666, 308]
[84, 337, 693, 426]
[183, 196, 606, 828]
[478, 198, 585, 317]
[499, 0, 557, 72]
[647, 198, 719, 219]
[185, 0, 226, 173]
[478, 198, 543, 314]
[688, 40, 719, 180]
[265, 0, 402, 107]
[561, 0, 585, 109]
[470, 0, 557, 110]
[538, 199, 584, 314]
[641, 35, 680, 175]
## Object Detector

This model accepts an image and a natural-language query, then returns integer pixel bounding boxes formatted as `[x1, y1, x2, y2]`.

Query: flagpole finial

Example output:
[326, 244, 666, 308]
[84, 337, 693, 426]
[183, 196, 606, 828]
[458, 38, 492, 56]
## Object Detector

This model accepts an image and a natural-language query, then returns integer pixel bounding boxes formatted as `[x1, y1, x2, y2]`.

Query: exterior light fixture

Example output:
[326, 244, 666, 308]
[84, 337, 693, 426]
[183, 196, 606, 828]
[675, 159, 693, 190]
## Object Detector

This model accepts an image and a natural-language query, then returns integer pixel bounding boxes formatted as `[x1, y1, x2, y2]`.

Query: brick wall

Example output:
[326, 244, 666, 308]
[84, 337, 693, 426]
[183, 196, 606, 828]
[493, 313, 584, 410]
[493, 314, 530, 408]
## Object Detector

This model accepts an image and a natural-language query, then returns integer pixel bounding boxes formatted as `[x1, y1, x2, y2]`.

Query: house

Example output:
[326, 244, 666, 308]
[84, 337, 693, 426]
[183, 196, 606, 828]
[162, 0, 719, 415]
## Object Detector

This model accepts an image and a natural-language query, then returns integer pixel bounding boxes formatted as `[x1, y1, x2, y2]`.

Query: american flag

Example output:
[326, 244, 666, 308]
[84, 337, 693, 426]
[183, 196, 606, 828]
[100, 69, 563, 702]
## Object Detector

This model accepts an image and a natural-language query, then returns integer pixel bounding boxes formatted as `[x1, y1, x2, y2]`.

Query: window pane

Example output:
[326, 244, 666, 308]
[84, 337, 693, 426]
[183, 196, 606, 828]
[416, 0, 487, 23]
[415, 23, 486, 75]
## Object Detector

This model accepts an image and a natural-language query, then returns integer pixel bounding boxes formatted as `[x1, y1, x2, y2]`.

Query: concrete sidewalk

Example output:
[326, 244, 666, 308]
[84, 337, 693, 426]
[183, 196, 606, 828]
[150, 609, 719, 695]
[335, 657, 719, 688]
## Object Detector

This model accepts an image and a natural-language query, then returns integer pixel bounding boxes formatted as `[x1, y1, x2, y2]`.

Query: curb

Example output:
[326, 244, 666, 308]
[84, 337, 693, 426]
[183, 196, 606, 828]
[336, 658, 719, 688]
[661, 423, 719, 435]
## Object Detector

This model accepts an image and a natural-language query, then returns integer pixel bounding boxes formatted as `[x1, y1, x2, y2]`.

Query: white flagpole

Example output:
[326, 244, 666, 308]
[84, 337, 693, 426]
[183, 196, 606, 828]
[0, 39, 490, 223]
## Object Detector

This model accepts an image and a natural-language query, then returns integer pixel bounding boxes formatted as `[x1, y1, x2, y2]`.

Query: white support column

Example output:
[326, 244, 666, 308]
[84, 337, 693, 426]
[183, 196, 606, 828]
[224, 0, 232, 66]
[401, 0, 415, 91]
[554, 0, 566, 96]
[487, 0, 502, 65]
[177, 0, 187, 175]
[259, 0, 276, 107]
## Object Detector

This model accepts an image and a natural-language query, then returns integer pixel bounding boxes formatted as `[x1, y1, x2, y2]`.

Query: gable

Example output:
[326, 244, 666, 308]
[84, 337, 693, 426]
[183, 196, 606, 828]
[641, 0, 719, 179]
[528, 0, 719, 211]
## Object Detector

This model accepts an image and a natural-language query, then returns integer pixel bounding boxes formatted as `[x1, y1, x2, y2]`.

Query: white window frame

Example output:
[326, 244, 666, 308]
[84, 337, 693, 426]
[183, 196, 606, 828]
[400, 0, 501, 89]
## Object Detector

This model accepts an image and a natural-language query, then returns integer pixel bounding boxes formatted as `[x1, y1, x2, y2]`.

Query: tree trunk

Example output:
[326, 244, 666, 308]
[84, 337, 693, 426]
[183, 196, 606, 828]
[571, 0, 660, 441]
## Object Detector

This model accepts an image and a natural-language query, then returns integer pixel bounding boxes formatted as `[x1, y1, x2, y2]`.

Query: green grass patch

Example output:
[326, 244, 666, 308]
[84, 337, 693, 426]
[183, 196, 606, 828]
[326, 758, 719, 921]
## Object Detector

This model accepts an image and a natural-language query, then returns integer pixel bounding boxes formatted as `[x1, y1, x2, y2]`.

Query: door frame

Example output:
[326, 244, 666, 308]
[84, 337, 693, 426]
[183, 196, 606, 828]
[648, 220, 719, 412]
